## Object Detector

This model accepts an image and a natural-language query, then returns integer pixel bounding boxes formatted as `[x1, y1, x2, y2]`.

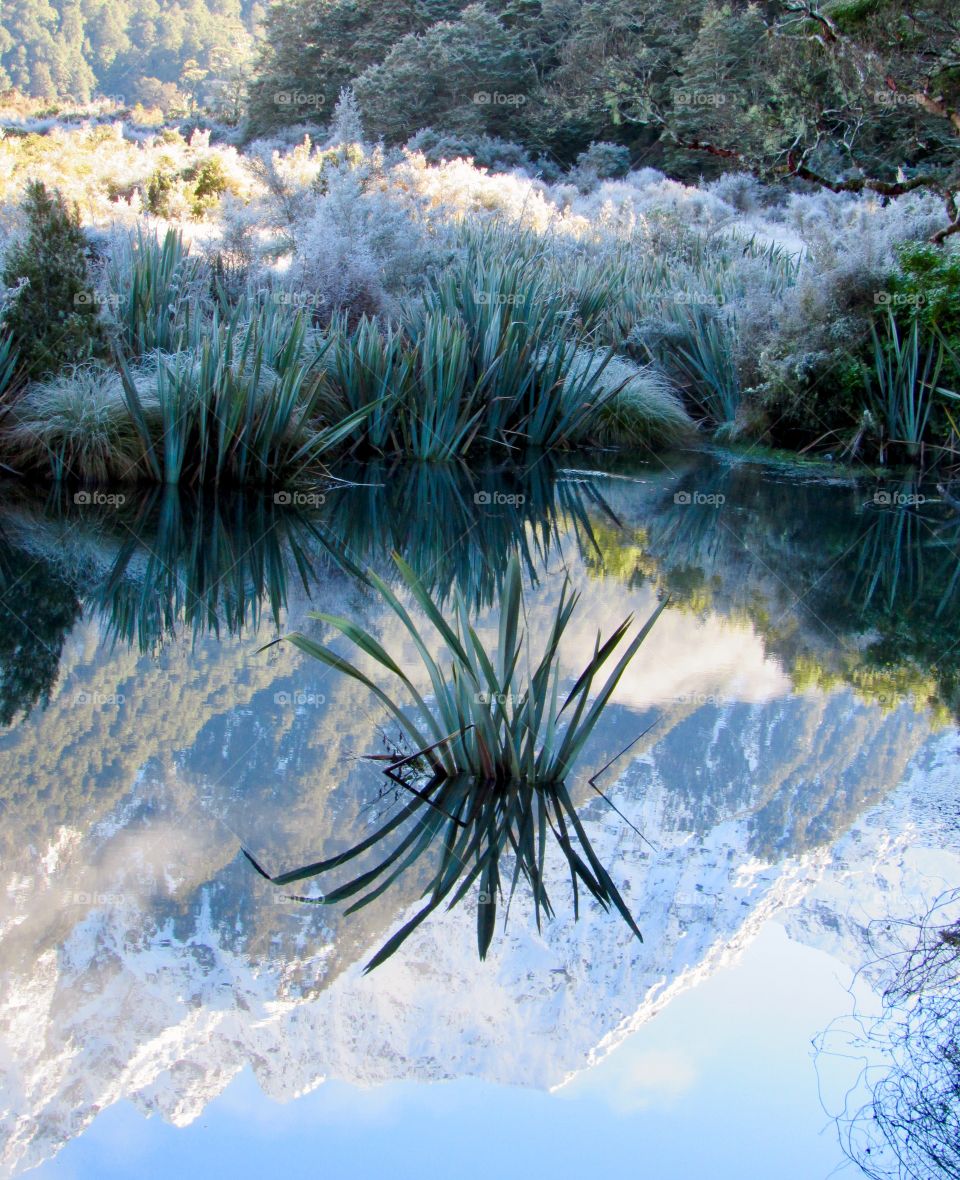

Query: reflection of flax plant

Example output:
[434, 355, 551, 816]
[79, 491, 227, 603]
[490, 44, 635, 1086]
[247, 770, 643, 971]
[85, 488, 326, 648]
[251, 552, 660, 967]
[275, 553, 665, 785]
[318, 459, 606, 610]
[850, 485, 960, 620]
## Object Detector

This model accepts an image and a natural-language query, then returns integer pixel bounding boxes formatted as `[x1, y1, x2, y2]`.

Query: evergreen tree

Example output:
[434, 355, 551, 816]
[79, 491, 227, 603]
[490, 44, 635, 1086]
[353, 4, 533, 142]
[246, 0, 464, 134]
[0, 182, 103, 380]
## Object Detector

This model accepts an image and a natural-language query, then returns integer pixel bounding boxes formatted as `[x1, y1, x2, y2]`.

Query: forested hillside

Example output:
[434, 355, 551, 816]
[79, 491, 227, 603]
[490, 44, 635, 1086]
[0, 0, 260, 110]
[248, 0, 960, 187]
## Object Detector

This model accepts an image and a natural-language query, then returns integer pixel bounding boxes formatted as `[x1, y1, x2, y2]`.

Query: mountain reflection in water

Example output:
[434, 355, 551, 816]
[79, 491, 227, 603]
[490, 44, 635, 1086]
[0, 451, 958, 1177]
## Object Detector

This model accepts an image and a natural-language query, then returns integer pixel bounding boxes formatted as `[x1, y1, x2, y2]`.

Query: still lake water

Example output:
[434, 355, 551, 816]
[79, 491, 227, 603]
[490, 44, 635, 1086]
[0, 450, 958, 1179]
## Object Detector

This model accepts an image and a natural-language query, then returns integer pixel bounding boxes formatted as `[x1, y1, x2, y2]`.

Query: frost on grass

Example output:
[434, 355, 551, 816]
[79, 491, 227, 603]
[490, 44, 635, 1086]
[0, 112, 955, 470]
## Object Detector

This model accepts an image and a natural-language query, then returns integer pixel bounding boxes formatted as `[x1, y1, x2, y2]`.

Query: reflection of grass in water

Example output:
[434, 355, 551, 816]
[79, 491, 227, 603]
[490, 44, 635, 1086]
[247, 772, 643, 971]
[14, 485, 334, 651]
[98, 489, 323, 649]
[320, 458, 606, 610]
[848, 485, 960, 620]
[251, 551, 660, 967]
[0, 460, 618, 657]
[279, 552, 664, 785]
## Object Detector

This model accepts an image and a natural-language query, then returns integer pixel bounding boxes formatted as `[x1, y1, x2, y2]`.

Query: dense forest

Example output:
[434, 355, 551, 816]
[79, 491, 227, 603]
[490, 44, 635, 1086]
[0, 0, 259, 110]
[4, 1, 958, 200]
[252, 0, 960, 196]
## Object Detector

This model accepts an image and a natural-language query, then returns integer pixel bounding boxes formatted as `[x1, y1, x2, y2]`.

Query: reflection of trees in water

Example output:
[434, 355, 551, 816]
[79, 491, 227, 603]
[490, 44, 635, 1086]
[825, 891, 960, 1179]
[0, 530, 82, 724]
[626, 465, 960, 720]
[3, 457, 960, 722]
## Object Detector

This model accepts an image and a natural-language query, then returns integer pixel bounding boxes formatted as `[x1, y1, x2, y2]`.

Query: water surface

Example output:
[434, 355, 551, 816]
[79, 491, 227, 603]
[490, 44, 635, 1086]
[1, 451, 958, 1178]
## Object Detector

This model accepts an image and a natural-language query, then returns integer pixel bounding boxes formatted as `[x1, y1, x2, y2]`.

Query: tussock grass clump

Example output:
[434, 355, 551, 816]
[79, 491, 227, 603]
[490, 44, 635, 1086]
[642, 302, 741, 428]
[7, 307, 370, 485]
[6, 363, 156, 481]
[562, 351, 695, 447]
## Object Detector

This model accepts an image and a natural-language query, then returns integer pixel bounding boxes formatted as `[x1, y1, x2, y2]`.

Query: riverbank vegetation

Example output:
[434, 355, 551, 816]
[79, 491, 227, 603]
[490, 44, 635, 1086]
[0, 84, 958, 484]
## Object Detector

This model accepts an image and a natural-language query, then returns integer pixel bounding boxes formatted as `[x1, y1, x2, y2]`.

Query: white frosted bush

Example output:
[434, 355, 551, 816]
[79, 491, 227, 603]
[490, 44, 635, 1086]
[704, 172, 766, 214]
[281, 160, 449, 317]
[394, 152, 562, 231]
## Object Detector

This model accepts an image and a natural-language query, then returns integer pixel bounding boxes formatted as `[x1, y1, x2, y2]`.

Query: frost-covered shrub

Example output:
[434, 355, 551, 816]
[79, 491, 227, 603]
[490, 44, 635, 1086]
[405, 128, 535, 174]
[703, 172, 767, 214]
[746, 190, 952, 446]
[394, 152, 561, 231]
[328, 87, 364, 147]
[569, 142, 631, 192]
[281, 154, 449, 319]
